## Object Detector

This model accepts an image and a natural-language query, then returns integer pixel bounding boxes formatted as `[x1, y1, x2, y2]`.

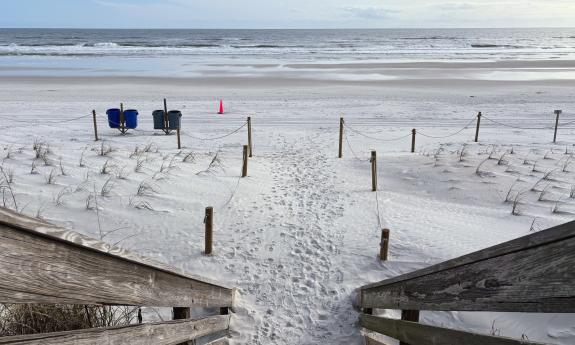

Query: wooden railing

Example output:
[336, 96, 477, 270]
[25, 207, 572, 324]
[0, 207, 235, 345]
[358, 220, 575, 345]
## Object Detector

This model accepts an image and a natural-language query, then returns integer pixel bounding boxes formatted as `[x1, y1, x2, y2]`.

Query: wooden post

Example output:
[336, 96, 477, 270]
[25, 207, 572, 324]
[92, 110, 99, 141]
[339, 117, 344, 158]
[474, 112, 481, 143]
[554, 110, 562, 144]
[204, 207, 213, 255]
[120, 103, 125, 134]
[173, 307, 191, 345]
[380, 228, 390, 261]
[411, 129, 416, 153]
[247, 117, 253, 158]
[163, 98, 169, 135]
[242, 145, 248, 177]
[177, 127, 181, 149]
[399, 310, 420, 345]
[371, 151, 377, 192]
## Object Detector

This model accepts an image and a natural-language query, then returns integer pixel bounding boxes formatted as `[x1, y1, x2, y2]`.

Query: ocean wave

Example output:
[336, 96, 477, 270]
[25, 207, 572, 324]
[471, 44, 525, 49]
[0, 52, 105, 57]
[93, 42, 119, 48]
[401, 36, 460, 40]
[231, 44, 304, 49]
[1, 42, 221, 49]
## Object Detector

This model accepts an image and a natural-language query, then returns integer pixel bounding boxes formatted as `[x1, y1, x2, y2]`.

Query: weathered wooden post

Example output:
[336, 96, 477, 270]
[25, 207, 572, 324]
[204, 207, 213, 255]
[400, 310, 420, 345]
[163, 98, 169, 135]
[173, 307, 191, 345]
[177, 126, 181, 149]
[554, 110, 562, 144]
[371, 151, 377, 192]
[242, 145, 248, 177]
[411, 129, 416, 153]
[339, 117, 344, 158]
[120, 103, 125, 134]
[380, 228, 389, 261]
[475, 112, 481, 143]
[247, 116, 253, 157]
[92, 110, 99, 141]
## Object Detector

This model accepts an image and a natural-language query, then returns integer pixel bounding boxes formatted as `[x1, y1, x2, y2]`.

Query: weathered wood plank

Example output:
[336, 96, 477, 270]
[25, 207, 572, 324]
[204, 338, 229, 345]
[0, 210, 234, 308]
[360, 315, 549, 345]
[360, 221, 575, 312]
[364, 335, 389, 345]
[0, 207, 232, 289]
[0, 315, 229, 345]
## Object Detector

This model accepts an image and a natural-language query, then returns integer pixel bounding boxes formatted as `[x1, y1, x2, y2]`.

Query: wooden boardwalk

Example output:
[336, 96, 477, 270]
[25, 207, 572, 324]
[0, 207, 234, 344]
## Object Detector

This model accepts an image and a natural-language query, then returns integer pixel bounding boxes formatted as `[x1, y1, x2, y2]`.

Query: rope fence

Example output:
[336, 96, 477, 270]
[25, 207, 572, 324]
[340, 110, 575, 159]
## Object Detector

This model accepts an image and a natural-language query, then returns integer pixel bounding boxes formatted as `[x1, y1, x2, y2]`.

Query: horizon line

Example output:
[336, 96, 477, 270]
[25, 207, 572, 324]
[1, 26, 575, 30]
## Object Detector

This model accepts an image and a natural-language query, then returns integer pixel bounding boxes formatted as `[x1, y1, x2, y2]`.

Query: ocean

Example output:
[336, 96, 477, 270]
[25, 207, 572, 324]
[1, 28, 574, 77]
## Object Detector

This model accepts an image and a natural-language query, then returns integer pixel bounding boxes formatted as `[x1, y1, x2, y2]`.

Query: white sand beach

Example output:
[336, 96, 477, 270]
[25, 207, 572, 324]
[0, 57, 574, 344]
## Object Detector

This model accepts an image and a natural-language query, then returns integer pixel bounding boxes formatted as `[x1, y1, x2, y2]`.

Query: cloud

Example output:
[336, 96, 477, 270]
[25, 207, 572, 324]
[340, 6, 398, 20]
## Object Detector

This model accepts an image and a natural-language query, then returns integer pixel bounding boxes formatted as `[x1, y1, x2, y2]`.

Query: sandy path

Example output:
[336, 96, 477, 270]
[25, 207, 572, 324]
[226, 132, 359, 344]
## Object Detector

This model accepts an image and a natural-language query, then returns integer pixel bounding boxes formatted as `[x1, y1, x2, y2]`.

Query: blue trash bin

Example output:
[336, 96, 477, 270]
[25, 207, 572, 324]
[124, 109, 139, 129]
[153, 110, 166, 130]
[107, 108, 121, 128]
[168, 110, 182, 130]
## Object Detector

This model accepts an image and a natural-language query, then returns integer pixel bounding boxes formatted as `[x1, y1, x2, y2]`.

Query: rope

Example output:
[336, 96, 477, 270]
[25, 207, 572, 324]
[481, 115, 555, 130]
[374, 188, 382, 230]
[418, 117, 476, 139]
[558, 119, 575, 127]
[344, 132, 370, 162]
[0, 114, 92, 130]
[343, 122, 412, 142]
[181, 122, 247, 141]
[5, 114, 92, 124]
[220, 174, 243, 208]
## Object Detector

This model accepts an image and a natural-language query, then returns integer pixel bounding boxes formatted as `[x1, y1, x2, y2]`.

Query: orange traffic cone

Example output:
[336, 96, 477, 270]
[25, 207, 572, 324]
[218, 100, 224, 114]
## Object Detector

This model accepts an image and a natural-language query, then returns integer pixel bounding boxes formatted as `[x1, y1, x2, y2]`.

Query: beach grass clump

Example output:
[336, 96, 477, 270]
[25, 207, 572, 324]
[116, 165, 129, 180]
[100, 177, 115, 197]
[197, 151, 224, 175]
[497, 153, 508, 166]
[54, 187, 72, 206]
[136, 180, 159, 197]
[98, 142, 113, 157]
[0, 304, 138, 337]
[182, 151, 196, 163]
[45, 169, 57, 185]
[504, 181, 517, 203]
[100, 160, 113, 175]
[134, 155, 147, 173]
[79, 150, 86, 168]
[511, 192, 524, 216]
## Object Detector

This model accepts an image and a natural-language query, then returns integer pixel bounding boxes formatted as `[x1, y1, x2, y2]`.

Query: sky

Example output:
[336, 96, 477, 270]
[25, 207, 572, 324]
[0, 0, 574, 29]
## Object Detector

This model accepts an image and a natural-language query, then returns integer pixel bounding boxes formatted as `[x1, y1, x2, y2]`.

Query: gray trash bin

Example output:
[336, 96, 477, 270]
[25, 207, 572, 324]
[168, 110, 182, 130]
[153, 110, 166, 130]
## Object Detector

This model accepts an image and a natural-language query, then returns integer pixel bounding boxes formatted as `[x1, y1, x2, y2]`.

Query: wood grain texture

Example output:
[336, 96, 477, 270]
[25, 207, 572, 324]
[364, 335, 389, 345]
[0, 315, 229, 345]
[361, 315, 549, 345]
[0, 208, 232, 289]
[360, 221, 575, 312]
[204, 339, 229, 345]
[0, 208, 234, 308]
